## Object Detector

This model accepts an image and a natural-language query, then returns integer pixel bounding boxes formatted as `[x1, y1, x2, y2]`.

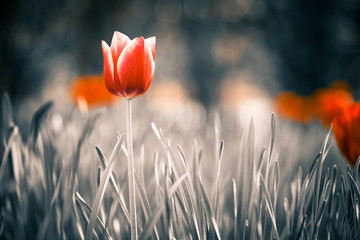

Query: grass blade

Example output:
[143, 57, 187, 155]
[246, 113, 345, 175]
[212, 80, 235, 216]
[64, 110, 103, 223]
[95, 144, 131, 225]
[139, 173, 188, 240]
[198, 174, 221, 239]
[213, 140, 224, 219]
[259, 174, 280, 240]
[28, 101, 53, 147]
[84, 134, 123, 240]
[75, 192, 112, 240]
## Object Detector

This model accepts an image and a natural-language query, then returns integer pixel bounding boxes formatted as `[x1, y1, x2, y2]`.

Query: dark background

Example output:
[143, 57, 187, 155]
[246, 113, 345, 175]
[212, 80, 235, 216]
[1, 0, 360, 109]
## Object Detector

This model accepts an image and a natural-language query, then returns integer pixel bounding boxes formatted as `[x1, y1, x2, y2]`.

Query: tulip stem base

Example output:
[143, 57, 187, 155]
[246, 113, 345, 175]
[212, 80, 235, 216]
[126, 98, 138, 240]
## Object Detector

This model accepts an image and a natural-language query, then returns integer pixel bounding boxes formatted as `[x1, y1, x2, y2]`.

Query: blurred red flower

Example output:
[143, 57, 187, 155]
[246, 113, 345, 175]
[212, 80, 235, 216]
[101, 31, 156, 98]
[273, 91, 315, 124]
[274, 81, 354, 126]
[69, 74, 118, 109]
[314, 85, 353, 127]
[332, 103, 360, 167]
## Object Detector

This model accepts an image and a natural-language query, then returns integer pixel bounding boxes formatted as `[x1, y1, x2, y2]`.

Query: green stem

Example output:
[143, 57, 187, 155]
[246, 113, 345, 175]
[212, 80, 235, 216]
[126, 99, 138, 240]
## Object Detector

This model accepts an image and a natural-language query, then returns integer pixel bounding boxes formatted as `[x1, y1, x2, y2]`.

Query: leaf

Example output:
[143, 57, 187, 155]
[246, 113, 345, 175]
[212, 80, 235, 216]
[139, 173, 188, 240]
[347, 172, 360, 203]
[0, 127, 16, 181]
[197, 174, 221, 240]
[64, 110, 103, 222]
[269, 113, 276, 162]
[259, 174, 280, 240]
[191, 140, 204, 231]
[246, 119, 255, 220]
[28, 101, 53, 147]
[273, 160, 280, 211]
[213, 140, 224, 219]
[177, 144, 189, 172]
[84, 134, 123, 240]
[231, 178, 237, 219]
[75, 192, 113, 240]
[134, 170, 154, 222]
[95, 143, 131, 225]
[353, 157, 360, 184]
[1, 92, 15, 145]
[151, 122, 200, 240]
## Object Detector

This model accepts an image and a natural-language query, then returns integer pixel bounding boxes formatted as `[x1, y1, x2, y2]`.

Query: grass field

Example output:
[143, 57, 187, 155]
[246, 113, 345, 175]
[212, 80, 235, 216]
[0, 92, 359, 240]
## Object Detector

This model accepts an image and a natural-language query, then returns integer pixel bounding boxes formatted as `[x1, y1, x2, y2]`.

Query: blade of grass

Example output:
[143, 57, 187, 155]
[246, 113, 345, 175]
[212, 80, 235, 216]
[95, 145, 131, 225]
[191, 140, 204, 231]
[28, 101, 53, 148]
[273, 160, 280, 212]
[64, 110, 103, 223]
[163, 167, 171, 239]
[246, 119, 255, 223]
[213, 112, 221, 166]
[10, 126, 23, 199]
[177, 144, 189, 172]
[174, 191, 192, 234]
[140, 144, 145, 186]
[311, 127, 332, 234]
[1, 92, 15, 144]
[151, 122, 200, 240]
[213, 140, 224, 220]
[283, 197, 290, 238]
[269, 113, 276, 163]
[84, 134, 123, 240]
[259, 174, 280, 240]
[197, 174, 221, 240]
[36, 166, 66, 240]
[134, 170, 152, 220]
[138, 173, 188, 240]
[134, 170, 160, 239]
[231, 178, 237, 226]
[353, 157, 360, 185]
[0, 126, 16, 181]
[347, 172, 360, 202]
[75, 192, 112, 240]
[256, 147, 266, 175]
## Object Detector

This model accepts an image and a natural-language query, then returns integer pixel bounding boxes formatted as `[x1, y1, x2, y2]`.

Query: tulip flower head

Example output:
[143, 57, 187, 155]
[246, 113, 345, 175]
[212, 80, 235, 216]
[101, 32, 156, 98]
[332, 103, 360, 167]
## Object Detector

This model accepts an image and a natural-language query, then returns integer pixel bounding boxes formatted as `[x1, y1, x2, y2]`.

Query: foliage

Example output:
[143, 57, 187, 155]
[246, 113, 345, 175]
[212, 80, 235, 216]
[0, 92, 359, 239]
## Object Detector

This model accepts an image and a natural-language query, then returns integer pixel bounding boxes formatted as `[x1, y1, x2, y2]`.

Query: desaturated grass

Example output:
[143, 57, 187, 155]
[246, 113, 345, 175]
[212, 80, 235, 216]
[0, 92, 359, 239]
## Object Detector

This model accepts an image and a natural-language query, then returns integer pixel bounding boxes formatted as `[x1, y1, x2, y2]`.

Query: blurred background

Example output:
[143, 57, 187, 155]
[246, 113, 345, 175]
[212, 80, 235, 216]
[1, 0, 360, 111]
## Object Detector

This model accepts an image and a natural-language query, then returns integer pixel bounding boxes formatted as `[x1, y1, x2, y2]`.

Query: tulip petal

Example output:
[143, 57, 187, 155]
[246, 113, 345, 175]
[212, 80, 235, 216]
[145, 37, 156, 60]
[110, 32, 131, 60]
[101, 40, 118, 95]
[117, 37, 154, 98]
[143, 54, 155, 94]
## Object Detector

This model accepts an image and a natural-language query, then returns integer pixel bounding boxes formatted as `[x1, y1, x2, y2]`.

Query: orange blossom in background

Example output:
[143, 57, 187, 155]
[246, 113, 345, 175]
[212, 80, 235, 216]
[273, 91, 315, 124]
[274, 81, 354, 126]
[69, 74, 118, 109]
[332, 103, 360, 167]
[313, 85, 353, 127]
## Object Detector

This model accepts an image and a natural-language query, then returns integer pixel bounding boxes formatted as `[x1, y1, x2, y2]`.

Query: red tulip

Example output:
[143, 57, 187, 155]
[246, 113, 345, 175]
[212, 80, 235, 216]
[332, 103, 360, 167]
[101, 31, 156, 98]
